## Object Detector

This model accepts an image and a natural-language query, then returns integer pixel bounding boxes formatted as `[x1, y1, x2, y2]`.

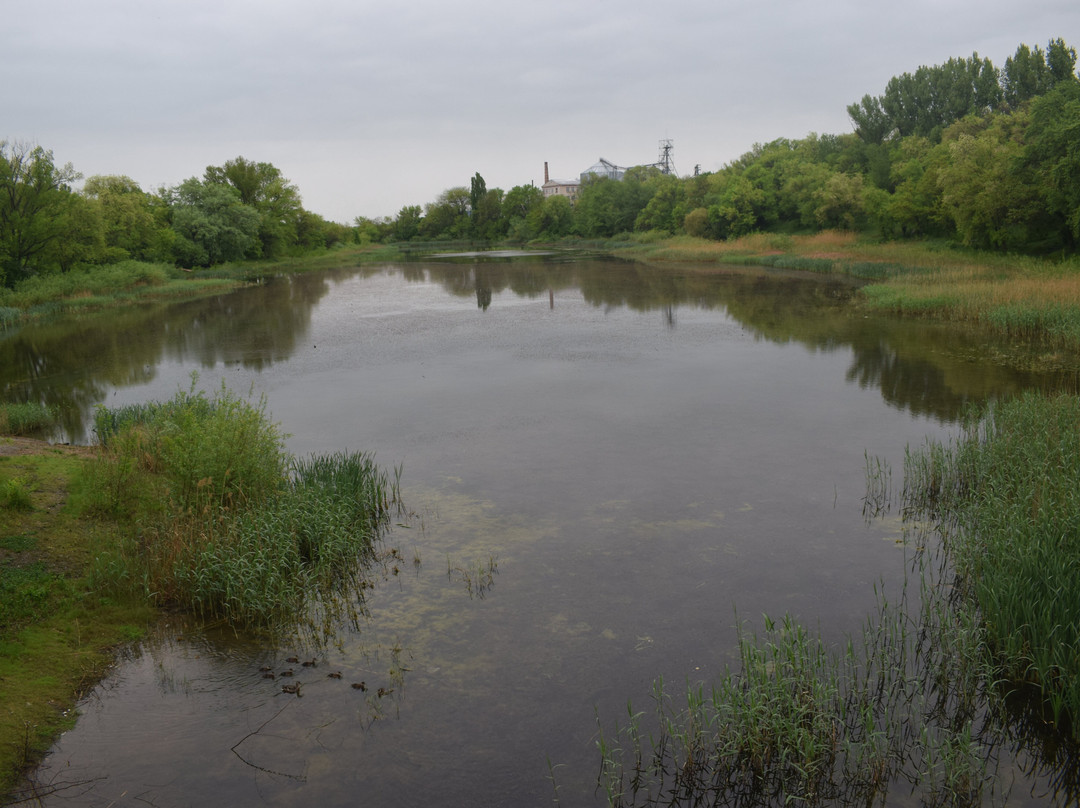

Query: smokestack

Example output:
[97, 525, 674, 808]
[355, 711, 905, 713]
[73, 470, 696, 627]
[544, 161, 549, 183]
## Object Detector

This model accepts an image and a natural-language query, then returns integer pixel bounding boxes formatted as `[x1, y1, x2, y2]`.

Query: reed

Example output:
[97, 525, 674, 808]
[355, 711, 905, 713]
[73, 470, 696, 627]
[0, 261, 173, 309]
[0, 402, 57, 436]
[903, 392, 1080, 736]
[593, 549, 1006, 807]
[86, 380, 403, 639]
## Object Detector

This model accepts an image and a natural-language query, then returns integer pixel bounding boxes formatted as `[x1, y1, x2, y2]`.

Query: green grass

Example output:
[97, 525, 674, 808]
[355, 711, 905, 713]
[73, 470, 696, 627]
[87, 377, 404, 640]
[0, 443, 158, 800]
[0, 403, 57, 437]
[902, 392, 1080, 735]
[594, 561, 1000, 807]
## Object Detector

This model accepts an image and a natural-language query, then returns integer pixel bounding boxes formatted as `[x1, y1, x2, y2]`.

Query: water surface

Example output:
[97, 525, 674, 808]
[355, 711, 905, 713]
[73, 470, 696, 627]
[8, 257, 1075, 805]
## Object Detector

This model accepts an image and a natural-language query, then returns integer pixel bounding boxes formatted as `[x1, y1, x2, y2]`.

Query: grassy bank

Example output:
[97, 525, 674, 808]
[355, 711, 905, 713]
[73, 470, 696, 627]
[615, 231, 1080, 350]
[0, 244, 404, 327]
[0, 438, 157, 798]
[0, 379, 403, 799]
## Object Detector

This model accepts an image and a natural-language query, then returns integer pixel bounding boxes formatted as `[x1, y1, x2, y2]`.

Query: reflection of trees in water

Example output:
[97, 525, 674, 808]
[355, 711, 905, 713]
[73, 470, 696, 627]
[416, 257, 1078, 421]
[0, 272, 332, 439]
[846, 340, 976, 420]
[5, 259, 1078, 439]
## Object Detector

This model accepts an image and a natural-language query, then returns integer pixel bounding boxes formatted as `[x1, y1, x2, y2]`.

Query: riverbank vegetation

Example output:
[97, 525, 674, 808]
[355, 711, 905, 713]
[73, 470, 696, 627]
[0, 381, 404, 798]
[619, 230, 1080, 350]
[593, 391, 1080, 805]
[5, 38, 1077, 286]
[0, 439, 157, 798]
[88, 378, 404, 634]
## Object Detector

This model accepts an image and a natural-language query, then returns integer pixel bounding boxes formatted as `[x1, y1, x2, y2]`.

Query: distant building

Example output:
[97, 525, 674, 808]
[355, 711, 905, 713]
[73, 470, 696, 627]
[580, 158, 627, 183]
[542, 162, 580, 202]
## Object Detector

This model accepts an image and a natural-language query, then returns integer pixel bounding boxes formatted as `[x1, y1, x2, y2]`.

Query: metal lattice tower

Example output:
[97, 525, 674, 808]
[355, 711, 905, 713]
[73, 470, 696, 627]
[657, 139, 676, 176]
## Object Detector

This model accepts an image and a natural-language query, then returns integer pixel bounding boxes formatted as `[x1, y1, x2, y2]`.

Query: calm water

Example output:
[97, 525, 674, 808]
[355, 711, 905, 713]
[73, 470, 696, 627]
[5, 256, 1077, 806]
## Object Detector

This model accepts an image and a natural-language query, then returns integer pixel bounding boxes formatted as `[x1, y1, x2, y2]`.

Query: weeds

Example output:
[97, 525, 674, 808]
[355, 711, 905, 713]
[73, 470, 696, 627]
[86, 379, 404, 642]
[0, 402, 57, 436]
[594, 546, 1005, 806]
[902, 392, 1080, 739]
[593, 392, 1080, 805]
[1, 477, 33, 511]
[446, 554, 499, 599]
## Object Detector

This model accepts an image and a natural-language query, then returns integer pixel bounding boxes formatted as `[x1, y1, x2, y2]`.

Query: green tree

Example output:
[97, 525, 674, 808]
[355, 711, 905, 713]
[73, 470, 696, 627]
[1003, 43, 1053, 108]
[81, 175, 166, 262]
[0, 141, 81, 286]
[936, 113, 1042, 250]
[168, 178, 261, 266]
[469, 172, 487, 214]
[204, 157, 301, 258]
[573, 172, 656, 237]
[813, 172, 867, 230]
[1025, 81, 1080, 247]
[391, 205, 422, 241]
[875, 136, 948, 238]
[419, 187, 470, 240]
[853, 53, 1001, 143]
[529, 195, 574, 239]
[635, 174, 687, 234]
[847, 94, 895, 145]
[502, 184, 543, 241]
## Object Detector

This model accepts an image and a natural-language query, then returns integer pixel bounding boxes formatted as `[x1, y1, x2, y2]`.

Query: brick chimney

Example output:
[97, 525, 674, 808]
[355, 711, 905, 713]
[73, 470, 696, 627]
[544, 161, 549, 183]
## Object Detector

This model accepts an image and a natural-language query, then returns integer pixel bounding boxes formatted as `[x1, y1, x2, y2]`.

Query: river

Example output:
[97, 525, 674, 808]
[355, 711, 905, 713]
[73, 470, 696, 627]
[4, 254, 1076, 806]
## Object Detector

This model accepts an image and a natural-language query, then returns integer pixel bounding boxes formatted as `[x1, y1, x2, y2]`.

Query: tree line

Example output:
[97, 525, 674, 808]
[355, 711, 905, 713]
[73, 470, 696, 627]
[3, 37, 1078, 289]
[374, 37, 1078, 254]
[0, 152, 350, 288]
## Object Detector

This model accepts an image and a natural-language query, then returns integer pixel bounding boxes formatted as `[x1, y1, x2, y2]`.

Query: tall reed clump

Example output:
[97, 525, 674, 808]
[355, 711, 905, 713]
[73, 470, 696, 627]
[0, 402, 57, 436]
[87, 377, 403, 639]
[594, 557, 1002, 808]
[903, 391, 1080, 738]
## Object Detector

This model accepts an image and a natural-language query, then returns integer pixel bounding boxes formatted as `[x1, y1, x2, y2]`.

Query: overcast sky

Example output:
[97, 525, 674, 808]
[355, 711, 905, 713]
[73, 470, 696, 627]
[5, 0, 1079, 223]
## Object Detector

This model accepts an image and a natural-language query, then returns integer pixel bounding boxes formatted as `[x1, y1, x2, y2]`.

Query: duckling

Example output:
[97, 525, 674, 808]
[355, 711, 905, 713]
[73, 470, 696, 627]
[351, 681, 367, 691]
[327, 671, 342, 679]
[301, 658, 317, 668]
[261, 672, 276, 680]
[281, 682, 302, 696]
[377, 687, 394, 697]
[279, 669, 294, 677]
[285, 656, 300, 664]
